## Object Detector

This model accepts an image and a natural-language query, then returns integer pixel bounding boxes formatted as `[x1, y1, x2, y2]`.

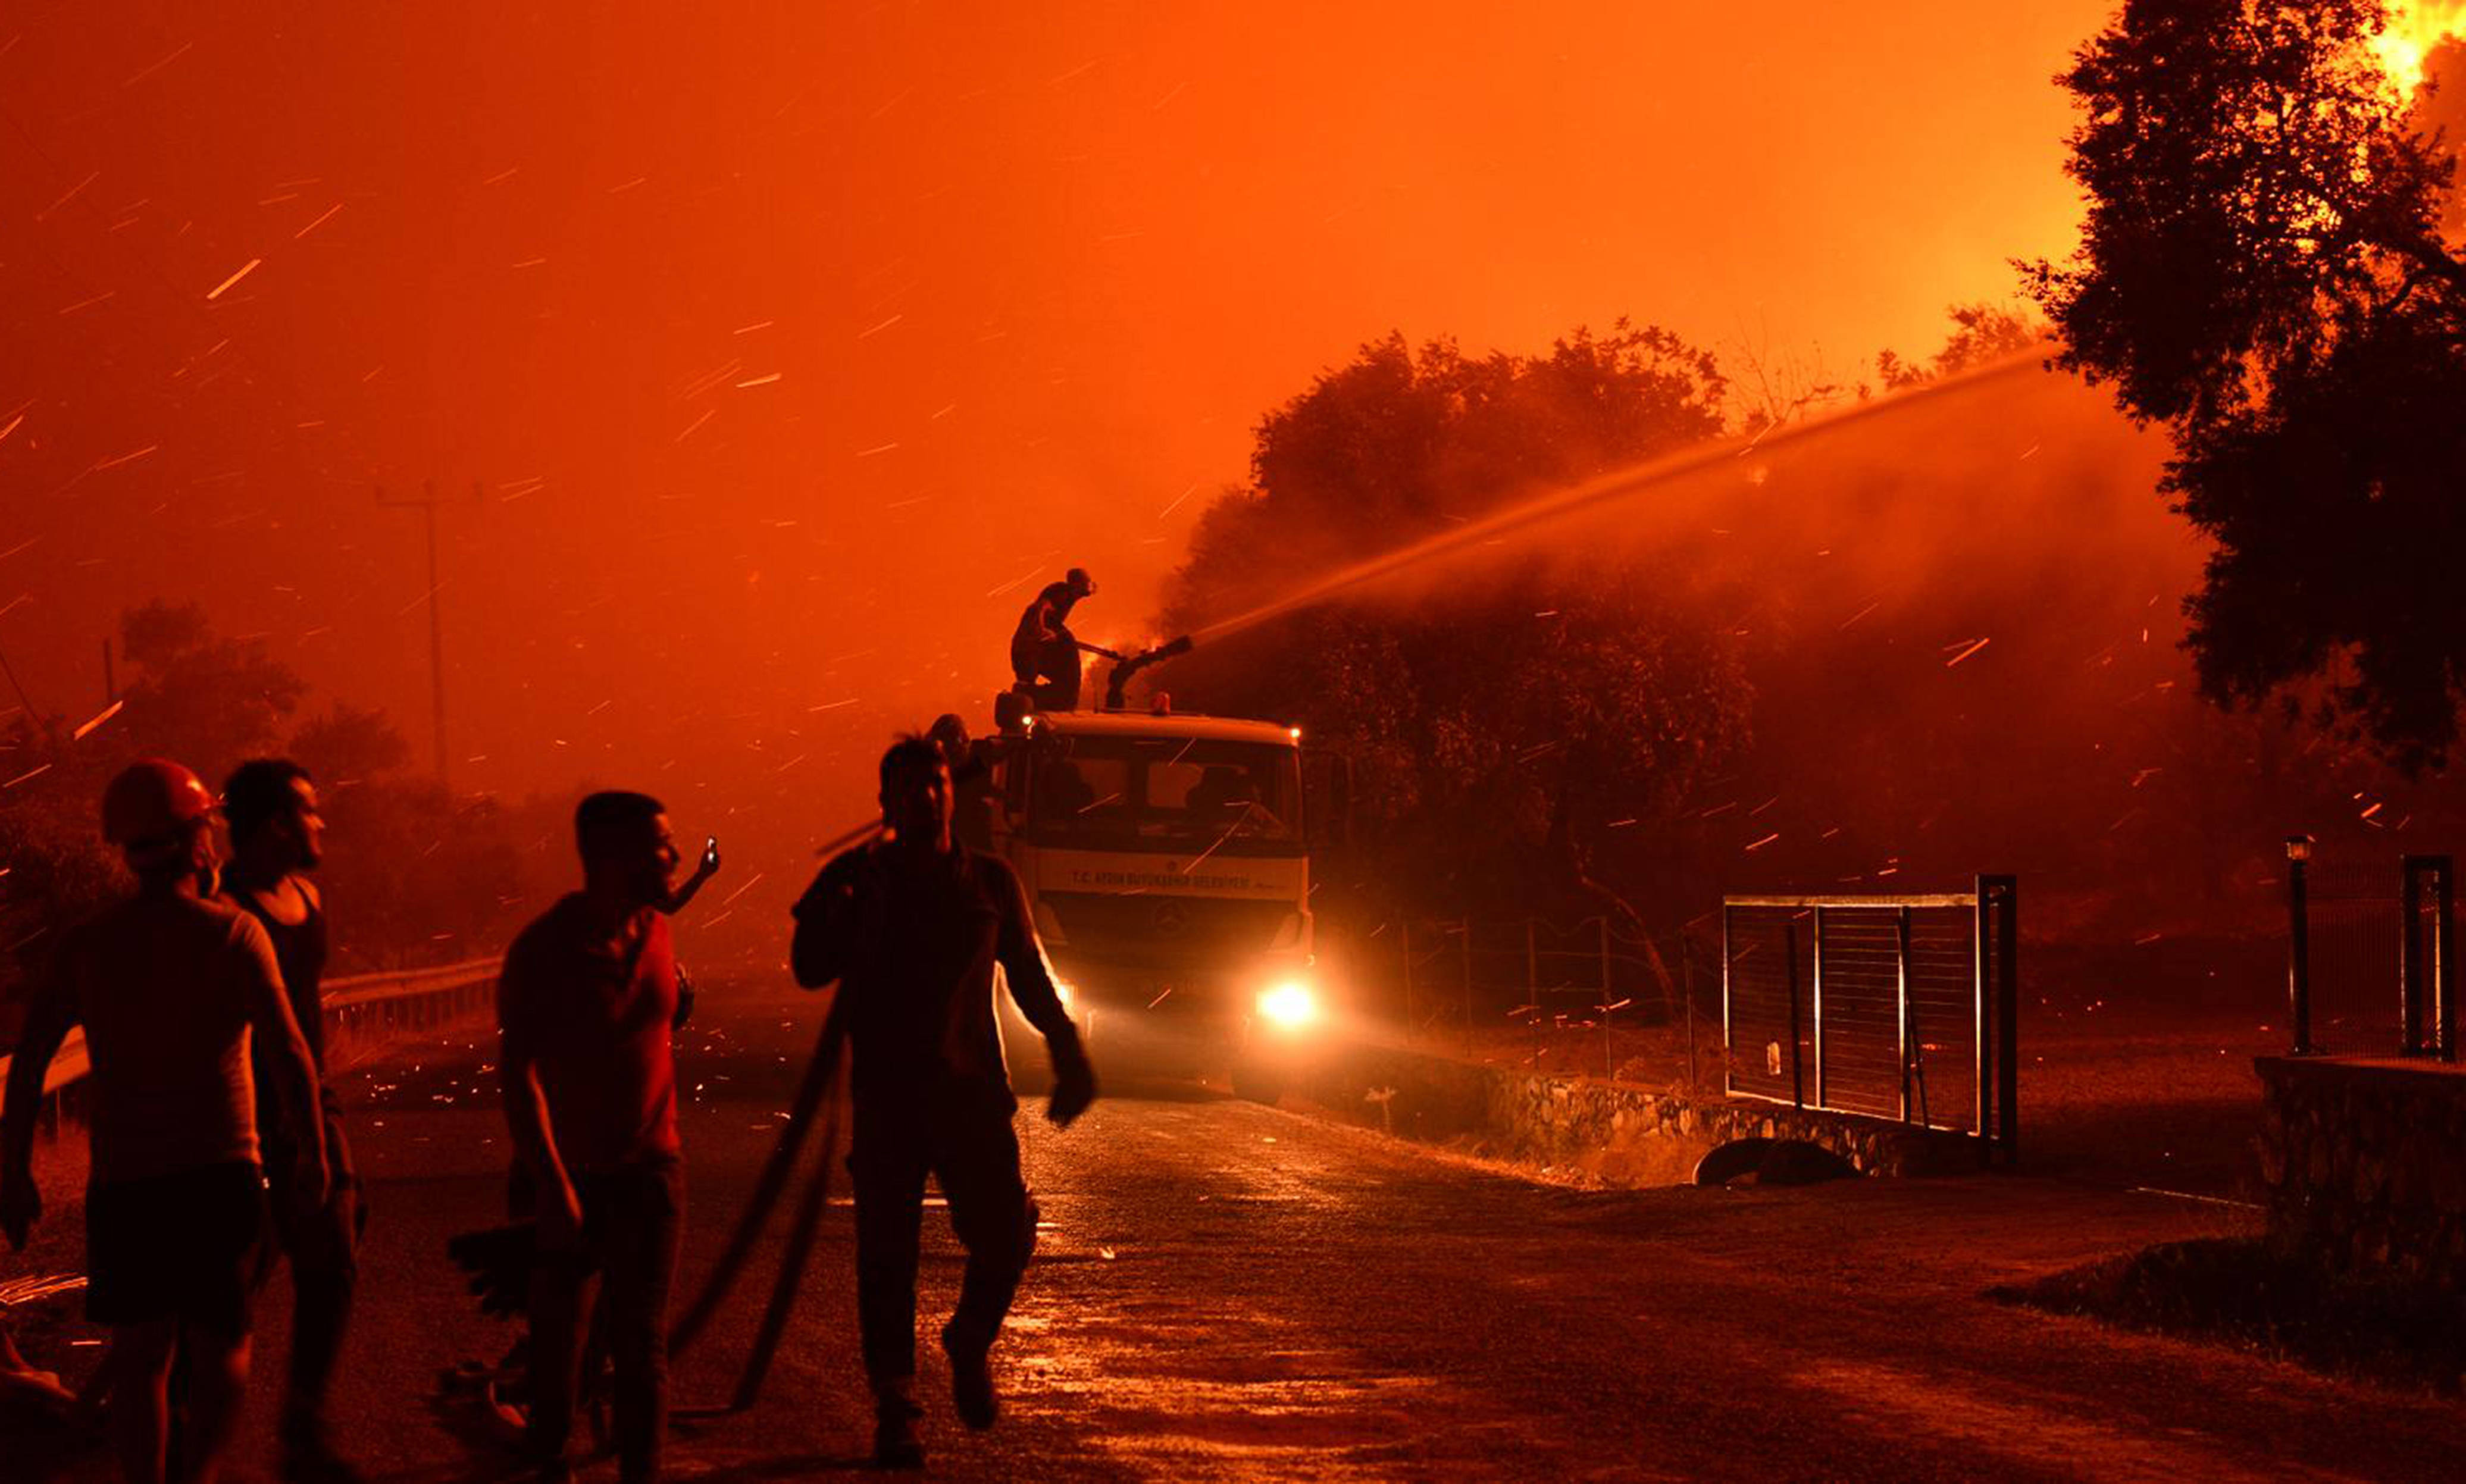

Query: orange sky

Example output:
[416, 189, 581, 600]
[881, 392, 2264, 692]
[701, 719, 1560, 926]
[0, 2, 2111, 822]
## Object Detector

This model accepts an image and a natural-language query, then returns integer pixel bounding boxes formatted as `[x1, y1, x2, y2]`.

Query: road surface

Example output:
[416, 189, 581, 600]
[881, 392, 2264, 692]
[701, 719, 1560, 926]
[5, 982, 2460, 1481]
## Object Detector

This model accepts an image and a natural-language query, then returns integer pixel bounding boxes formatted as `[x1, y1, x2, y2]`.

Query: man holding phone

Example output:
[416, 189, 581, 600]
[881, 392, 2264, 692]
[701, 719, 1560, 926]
[497, 792, 697, 1484]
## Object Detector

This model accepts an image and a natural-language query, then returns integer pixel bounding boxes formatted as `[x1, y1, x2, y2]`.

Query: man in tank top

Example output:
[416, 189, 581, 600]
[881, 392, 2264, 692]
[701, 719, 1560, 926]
[221, 758, 361, 1483]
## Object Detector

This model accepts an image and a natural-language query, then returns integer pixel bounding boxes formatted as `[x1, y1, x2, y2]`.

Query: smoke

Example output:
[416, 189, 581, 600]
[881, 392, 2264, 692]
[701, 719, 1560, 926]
[1183, 358, 2462, 941]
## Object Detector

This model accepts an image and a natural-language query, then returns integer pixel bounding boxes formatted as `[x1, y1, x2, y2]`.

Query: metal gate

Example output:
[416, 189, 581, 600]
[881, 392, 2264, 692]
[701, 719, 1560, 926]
[1722, 876, 2017, 1161]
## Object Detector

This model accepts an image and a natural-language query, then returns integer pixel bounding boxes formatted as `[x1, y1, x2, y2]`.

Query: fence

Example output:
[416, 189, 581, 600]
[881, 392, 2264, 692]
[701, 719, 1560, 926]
[1390, 916, 1707, 1081]
[1720, 876, 2017, 1161]
[2283, 844, 2453, 1060]
[1, 957, 503, 1132]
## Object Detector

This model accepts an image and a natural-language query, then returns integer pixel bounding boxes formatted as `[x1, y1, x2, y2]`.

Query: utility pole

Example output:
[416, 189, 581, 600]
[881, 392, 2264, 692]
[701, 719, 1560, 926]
[377, 480, 474, 791]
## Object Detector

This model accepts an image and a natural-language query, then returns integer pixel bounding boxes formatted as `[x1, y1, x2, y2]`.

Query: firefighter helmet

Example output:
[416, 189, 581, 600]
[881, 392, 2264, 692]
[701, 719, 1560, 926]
[101, 759, 217, 846]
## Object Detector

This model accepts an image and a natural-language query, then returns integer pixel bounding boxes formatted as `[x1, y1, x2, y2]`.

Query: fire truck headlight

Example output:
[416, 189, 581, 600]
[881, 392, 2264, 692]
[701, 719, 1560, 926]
[1257, 981, 1319, 1029]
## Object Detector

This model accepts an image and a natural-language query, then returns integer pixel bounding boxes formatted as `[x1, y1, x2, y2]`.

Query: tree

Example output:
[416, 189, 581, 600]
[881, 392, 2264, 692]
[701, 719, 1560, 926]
[2025, 0, 2466, 768]
[2, 608, 531, 1026]
[1164, 323, 1727, 628]
[114, 600, 310, 772]
[1158, 324, 1748, 921]
[1874, 302, 2043, 390]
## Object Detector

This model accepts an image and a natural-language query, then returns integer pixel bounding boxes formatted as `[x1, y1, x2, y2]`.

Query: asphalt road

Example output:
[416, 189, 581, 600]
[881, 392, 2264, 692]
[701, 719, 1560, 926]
[7, 983, 2463, 1482]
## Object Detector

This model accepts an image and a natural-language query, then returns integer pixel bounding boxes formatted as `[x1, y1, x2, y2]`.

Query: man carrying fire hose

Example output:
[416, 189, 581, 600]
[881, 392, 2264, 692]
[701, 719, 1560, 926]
[1007, 566, 1095, 712]
[790, 737, 1097, 1470]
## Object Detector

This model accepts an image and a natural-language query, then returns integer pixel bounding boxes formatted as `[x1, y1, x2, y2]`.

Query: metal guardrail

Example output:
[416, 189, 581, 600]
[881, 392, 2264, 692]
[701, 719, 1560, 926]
[1722, 878, 2017, 1163]
[0, 956, 502, 1121]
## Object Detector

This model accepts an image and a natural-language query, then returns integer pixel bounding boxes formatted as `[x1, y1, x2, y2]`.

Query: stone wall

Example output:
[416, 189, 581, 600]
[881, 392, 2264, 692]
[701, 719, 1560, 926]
[1294, 1035, 1981, 1185]
[2255, 1056, 2466, 1290]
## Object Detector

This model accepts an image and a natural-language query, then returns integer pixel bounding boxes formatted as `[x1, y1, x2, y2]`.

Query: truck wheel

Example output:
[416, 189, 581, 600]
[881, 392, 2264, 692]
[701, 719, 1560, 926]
[1231, 1060, 1285, 1105]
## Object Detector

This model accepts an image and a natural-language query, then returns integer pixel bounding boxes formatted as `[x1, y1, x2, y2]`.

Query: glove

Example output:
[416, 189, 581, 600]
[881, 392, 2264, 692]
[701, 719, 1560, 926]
[1046, 1031, 1097, 1128]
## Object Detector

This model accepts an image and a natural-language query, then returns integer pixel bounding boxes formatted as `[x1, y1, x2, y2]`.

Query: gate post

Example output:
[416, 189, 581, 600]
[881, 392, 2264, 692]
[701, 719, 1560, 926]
[1810, 906, 1826, 1112]
[2439, 858, 2457, 1063]
[1971, 886, 1990, 1150]
[2287, 835, 2315, 1056]
[2402, 856, 2426, 1056]
[1719, 913, 1734, 1098]
[1895, 904, 1913, 1123]
[1783, 923, 1806, 1109]
[1597, 916, 1614, 1082]
[1526, 918, 1541, 1072]
[1682, 935, 1699, 1089]
[1993, 876, 2019, 1163]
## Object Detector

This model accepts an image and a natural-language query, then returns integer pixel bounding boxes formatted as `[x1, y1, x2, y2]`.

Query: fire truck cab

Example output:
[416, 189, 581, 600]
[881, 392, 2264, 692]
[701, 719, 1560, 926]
[984, 708, 1324, 1100]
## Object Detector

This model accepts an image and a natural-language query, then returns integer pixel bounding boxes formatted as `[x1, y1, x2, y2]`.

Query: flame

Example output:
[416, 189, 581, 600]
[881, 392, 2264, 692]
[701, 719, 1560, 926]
[2370, 1, 2466, 89]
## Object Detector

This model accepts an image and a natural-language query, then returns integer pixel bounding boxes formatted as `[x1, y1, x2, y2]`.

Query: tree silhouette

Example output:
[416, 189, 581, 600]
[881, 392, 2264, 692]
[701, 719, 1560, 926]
[2025, 0, 2466, 768]
[1157, 323, 1745, 918]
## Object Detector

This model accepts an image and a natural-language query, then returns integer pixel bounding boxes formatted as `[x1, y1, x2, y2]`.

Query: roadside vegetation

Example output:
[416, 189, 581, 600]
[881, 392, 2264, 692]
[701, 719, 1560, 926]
[0, 601, 568, 1051]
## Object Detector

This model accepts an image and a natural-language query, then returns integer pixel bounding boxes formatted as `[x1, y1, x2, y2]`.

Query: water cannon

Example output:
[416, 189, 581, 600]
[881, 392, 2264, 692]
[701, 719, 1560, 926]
[1103, 635, 1195, 710]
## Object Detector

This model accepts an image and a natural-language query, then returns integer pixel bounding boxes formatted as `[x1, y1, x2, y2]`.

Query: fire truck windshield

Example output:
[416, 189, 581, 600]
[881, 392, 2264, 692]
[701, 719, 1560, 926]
[1024, 736, 1303, 853]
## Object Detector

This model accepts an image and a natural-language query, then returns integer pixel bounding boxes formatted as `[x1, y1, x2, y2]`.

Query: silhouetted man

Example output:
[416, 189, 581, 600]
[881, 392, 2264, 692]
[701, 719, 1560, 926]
[2, 759, 326, 1484]
[497, 792, 691, 1484]
[791, 737, 1096, 1470]
[220, 759, 360, 1484]
[1007, 566, 1095, 711]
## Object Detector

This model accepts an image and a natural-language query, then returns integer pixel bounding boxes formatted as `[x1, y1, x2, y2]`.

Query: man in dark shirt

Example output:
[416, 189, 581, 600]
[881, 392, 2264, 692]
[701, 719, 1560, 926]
[1007, 566, 1095, 711]
[791, 737, 1096, 1469]
[220, 758, 361, 1484]
[498, 791, 690, 1484]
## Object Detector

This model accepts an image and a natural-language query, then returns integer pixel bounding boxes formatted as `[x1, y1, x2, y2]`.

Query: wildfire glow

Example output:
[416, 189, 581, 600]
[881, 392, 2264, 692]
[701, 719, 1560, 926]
[2370, 1, 2466, 89]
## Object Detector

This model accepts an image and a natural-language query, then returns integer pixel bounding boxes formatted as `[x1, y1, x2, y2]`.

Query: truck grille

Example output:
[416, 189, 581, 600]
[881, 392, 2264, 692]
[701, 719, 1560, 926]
[1042, 891, 1292, 960]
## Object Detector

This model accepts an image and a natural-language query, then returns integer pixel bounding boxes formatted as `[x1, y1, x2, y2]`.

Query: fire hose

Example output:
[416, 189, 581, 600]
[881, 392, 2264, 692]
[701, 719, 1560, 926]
[668, 815, 885, 1414]
[668, 1003, 848, 1416]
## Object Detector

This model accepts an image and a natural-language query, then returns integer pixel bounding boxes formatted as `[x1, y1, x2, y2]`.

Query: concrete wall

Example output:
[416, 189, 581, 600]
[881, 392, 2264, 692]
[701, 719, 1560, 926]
[1295, 1035, 1980, 1185]
[2256, 1056, 2466, 1289]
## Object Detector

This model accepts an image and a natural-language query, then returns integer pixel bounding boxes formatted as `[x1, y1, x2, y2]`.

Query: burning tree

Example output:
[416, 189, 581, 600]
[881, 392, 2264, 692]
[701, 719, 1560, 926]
[2027, 0, 2466, 768]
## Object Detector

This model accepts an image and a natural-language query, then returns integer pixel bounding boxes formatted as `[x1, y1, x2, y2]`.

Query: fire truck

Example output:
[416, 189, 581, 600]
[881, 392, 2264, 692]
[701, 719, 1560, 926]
[978, 656, 1337, 1102]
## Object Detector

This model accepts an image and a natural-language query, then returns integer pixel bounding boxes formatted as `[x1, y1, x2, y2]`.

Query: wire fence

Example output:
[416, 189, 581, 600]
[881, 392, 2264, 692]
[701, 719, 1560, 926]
[1366, 915, 1718, 1084]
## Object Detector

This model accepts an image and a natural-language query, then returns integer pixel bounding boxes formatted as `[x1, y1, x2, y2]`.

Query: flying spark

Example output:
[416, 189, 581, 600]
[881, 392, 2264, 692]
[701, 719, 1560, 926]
[292, 202, 343, 239]
[205, 258, 263, 300]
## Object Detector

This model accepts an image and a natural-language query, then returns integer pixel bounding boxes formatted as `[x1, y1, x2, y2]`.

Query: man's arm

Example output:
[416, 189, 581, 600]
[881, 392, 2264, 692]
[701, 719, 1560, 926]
[496, 946, 581, 1248]
[788, 855, 863, 990]
[659, 836, 721, 916]
[1, 960, 80, 1249]
[235, 916, 327, 1212]
[988, 861, 1095, 1125]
